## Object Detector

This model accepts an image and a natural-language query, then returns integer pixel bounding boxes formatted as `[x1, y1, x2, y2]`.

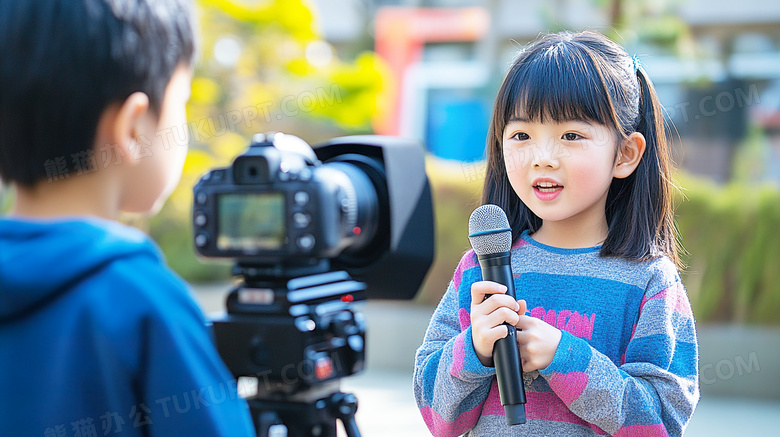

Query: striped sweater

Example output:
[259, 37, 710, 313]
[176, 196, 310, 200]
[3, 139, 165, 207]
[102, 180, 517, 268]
[414, 230, 699, 436]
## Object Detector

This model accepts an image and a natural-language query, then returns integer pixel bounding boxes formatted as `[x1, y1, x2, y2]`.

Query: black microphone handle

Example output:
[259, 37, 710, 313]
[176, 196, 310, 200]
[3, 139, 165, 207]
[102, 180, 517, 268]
[478, 252, 527, 426]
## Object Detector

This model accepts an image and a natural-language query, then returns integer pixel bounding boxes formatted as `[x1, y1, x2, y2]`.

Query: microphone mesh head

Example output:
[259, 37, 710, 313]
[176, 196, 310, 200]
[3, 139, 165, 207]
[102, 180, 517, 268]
[468, 204, 512, 255]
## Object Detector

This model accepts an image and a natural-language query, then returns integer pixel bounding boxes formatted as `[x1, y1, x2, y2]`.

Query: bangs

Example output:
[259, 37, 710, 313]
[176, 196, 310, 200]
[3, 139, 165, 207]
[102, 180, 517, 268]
[502, 44, 617, 128]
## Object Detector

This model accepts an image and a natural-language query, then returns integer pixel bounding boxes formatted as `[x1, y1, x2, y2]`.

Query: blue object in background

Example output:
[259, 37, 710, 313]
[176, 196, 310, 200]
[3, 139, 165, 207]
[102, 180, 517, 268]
[426, 90, 489, 162]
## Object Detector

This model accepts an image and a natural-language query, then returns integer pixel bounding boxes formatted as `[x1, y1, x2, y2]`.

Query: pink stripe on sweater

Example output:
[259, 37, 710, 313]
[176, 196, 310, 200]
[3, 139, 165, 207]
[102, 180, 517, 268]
[420, 404, 483, 437]
[512, 238, 530, 249]
[451, 334, 465, 378]
[481, 380, 607, 434]
[641, 283, 692, 317]
[613, 424, 669, 437]
[453, 250, 478, 292]
[480, 379, 503, 415]
[526, 392, 607, 434]
[458, 307, 471, 331]
[547, 371, 589, 405]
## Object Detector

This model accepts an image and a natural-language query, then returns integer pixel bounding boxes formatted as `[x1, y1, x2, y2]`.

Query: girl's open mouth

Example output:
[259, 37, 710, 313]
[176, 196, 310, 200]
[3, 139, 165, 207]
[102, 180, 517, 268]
[533, 181, 563, 200]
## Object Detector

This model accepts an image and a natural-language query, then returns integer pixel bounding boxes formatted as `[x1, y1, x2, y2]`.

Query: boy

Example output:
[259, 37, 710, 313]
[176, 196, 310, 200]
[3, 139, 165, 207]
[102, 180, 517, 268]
[0, 1, 255, 436]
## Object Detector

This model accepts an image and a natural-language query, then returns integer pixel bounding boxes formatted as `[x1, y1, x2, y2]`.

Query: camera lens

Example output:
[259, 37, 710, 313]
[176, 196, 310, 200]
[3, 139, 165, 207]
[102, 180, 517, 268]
[315, 162, 379, 257]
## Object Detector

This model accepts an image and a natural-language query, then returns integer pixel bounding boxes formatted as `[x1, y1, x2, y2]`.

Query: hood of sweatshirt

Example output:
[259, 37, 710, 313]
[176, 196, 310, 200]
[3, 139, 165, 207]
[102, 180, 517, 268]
[0, 216, 158, 320]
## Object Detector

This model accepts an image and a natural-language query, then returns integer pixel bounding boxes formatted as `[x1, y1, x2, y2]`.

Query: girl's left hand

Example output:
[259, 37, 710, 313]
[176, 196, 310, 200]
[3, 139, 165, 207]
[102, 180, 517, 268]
[513, 300, 562, 372]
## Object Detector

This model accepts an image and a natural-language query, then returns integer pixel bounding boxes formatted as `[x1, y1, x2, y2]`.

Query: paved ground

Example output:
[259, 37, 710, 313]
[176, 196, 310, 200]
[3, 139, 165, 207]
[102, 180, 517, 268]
[192, 284, 780, 436]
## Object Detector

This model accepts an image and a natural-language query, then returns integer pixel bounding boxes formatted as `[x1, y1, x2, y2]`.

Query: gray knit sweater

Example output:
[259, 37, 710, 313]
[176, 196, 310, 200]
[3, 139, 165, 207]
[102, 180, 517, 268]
[414, 231, 699, 436]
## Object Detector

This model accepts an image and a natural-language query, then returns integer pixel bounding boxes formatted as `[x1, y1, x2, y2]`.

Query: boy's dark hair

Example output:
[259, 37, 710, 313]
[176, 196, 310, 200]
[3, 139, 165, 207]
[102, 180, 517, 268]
[482, 31, 682, 269]
[0, 0, 197, 187]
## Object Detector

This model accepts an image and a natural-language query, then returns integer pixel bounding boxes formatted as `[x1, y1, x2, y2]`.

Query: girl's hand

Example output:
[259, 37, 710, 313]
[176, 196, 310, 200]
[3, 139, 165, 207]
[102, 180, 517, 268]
[514, 300, 562, 372]
[470, 281, 521, 367]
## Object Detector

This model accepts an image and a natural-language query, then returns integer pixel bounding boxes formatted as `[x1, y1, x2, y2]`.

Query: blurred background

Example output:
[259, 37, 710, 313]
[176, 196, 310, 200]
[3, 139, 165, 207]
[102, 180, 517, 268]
[154, 0, 780, 320]
[3, 0, 779, 435]
[178, 1, 780, 435]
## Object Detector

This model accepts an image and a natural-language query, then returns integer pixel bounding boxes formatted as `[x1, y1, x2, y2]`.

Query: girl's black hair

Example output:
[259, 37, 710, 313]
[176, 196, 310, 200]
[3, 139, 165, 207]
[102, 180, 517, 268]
[482, 31, 681, 269]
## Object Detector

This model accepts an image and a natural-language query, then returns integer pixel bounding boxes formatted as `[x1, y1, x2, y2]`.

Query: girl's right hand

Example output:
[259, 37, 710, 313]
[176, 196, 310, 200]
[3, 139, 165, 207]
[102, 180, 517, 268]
[470, 281, 521, 367]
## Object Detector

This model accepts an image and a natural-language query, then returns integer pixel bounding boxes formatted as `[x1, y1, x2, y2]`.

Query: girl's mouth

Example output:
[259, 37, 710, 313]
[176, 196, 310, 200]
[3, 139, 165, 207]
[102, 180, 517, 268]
[533, 181, 563, 200]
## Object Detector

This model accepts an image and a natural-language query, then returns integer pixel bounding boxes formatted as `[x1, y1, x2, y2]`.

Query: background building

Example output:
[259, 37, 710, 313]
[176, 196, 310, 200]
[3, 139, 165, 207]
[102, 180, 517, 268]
[314, 0, 780, 183]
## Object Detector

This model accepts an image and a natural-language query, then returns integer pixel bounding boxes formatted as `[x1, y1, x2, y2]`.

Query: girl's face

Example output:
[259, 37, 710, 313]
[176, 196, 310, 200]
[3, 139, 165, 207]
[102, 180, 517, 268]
[502, 117, 619, 233]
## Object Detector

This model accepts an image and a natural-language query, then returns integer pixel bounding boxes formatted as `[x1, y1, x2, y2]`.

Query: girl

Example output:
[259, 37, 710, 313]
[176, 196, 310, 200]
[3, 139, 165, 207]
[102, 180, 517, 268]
[414, 31, 699, 436]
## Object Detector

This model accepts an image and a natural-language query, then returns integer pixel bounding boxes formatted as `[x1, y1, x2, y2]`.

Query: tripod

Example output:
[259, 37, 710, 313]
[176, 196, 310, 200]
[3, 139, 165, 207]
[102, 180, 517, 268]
[251, 389, 359, 437]
[211, 268, 366, 437]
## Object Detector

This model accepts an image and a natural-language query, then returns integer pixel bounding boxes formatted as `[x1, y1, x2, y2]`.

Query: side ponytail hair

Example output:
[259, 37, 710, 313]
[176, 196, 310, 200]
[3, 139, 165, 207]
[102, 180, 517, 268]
[601, 67, 682, 269]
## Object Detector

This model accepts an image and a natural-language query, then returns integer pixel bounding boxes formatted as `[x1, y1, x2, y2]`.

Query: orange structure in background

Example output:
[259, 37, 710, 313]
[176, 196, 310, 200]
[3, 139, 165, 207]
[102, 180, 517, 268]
[374, 7, 490, 135]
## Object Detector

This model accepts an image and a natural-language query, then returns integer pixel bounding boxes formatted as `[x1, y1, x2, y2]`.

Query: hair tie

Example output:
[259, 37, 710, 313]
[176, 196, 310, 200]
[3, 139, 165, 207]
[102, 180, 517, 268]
[632, 54, 643, 72]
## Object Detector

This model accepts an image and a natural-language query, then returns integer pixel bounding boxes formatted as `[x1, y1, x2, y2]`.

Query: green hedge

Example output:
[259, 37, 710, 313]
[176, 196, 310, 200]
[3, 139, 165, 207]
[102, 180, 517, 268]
[674, 174, 780, 324]
[416, 159, 780, 325]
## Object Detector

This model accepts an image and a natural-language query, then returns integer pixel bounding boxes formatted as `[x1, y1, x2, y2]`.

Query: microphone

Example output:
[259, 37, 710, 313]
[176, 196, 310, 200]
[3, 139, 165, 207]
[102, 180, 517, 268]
[468, 204, 526, 425]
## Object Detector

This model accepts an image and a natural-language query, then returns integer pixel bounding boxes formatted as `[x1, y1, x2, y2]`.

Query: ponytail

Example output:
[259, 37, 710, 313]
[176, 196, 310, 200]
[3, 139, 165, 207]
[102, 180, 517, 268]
[601, 67, 682, 269]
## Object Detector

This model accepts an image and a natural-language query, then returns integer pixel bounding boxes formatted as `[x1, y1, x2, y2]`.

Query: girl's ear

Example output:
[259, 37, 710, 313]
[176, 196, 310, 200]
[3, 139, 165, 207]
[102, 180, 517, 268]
[111, 92, 151, 166]
[614, 132, 646, 179]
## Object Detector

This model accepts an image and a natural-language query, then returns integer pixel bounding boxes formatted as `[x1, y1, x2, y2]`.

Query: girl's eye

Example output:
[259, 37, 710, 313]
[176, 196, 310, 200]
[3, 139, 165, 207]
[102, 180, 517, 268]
[510, 132, 529, 141]
[562, 132, 581, 141]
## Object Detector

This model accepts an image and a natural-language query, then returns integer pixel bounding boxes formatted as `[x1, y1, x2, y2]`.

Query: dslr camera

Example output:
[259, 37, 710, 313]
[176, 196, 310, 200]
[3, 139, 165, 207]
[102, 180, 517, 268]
[192, 133, 434, 437]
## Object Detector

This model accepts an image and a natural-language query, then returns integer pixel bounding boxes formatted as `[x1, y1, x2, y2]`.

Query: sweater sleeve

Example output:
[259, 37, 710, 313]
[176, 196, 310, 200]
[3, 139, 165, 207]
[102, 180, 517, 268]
[413, 251, 497, 437]
[538, 261, 699, 437]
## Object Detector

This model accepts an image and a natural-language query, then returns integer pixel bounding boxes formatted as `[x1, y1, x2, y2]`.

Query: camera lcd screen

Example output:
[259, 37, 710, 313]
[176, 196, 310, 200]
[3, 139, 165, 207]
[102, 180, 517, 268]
[217, 193, 286, 252]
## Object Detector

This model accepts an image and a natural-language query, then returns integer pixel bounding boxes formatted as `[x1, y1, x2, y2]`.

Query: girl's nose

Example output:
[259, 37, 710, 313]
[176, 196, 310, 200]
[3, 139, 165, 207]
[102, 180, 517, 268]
[531, 141, 560, 169]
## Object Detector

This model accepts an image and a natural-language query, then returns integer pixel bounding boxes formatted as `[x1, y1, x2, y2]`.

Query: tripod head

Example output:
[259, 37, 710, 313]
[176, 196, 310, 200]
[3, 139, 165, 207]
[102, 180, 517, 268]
[213, 269, 366, 394]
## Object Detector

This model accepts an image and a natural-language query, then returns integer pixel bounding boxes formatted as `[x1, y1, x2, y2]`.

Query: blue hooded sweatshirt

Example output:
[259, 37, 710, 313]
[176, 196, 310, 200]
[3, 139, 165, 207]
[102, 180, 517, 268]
[0, 217, 255, 437]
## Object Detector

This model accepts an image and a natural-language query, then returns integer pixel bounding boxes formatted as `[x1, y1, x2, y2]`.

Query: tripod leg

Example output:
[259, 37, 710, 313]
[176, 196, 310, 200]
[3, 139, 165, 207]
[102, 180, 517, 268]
[340, 417, 360, 437]
[331, 392, 360, 437]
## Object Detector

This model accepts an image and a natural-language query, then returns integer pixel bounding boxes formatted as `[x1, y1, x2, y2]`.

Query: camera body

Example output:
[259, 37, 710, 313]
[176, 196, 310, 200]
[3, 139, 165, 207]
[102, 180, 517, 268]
[193, 133, 379, 267]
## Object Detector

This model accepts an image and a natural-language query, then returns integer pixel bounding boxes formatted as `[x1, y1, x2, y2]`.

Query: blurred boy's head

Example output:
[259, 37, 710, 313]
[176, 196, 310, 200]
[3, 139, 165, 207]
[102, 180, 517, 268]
[0, 0, 197, 215]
